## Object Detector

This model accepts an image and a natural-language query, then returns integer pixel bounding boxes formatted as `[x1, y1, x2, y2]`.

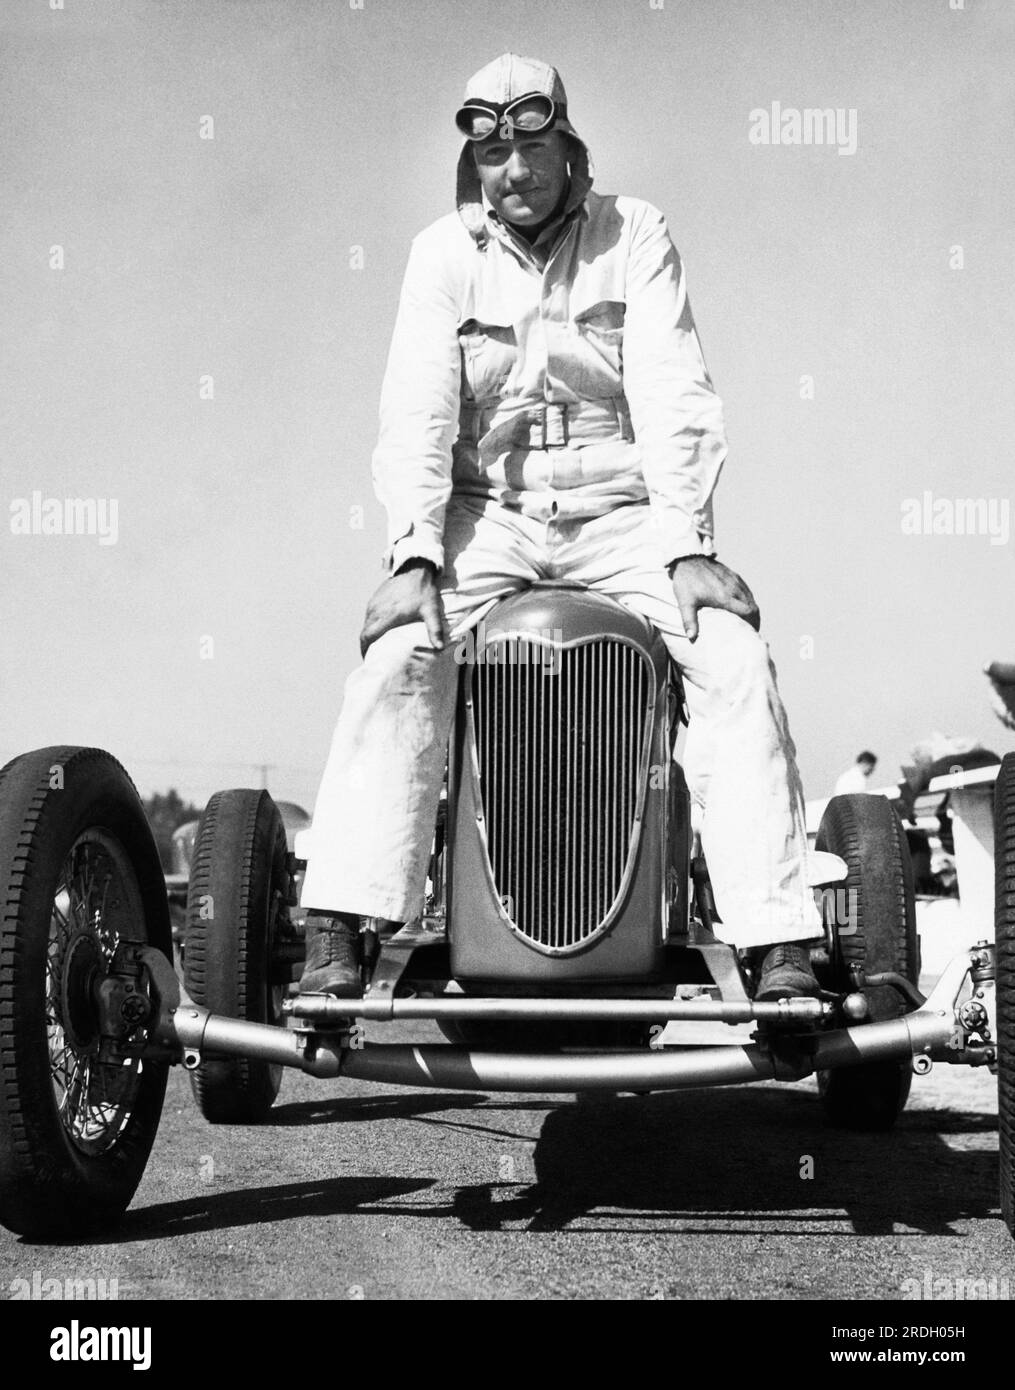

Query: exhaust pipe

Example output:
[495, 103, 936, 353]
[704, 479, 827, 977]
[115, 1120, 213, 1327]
[300, 1009, 951, 1091]
[161, 1006, 953, 1095]
[142, 946, 963, 1094]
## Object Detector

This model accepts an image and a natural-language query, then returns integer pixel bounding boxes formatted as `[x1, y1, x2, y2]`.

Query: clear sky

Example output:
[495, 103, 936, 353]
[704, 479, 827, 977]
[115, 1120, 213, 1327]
[2, 0, 1013, 813]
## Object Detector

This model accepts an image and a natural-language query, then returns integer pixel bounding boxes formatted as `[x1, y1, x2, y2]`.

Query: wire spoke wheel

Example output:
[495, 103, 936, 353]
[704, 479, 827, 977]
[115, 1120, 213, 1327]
[45, 831, 147, 1155]
[0, 747, 172, 1237]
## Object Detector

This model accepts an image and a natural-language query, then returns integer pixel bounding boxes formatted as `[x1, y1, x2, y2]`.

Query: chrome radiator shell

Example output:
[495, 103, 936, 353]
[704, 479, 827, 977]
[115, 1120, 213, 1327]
[447, 586, 687, 985]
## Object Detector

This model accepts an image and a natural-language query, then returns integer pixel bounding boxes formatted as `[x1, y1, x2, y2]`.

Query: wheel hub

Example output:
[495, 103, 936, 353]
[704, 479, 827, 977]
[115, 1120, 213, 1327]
[60, 930, 103, 1055]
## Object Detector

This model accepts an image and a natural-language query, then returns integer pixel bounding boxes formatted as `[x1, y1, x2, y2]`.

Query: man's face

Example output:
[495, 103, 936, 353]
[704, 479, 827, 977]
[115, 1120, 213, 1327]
[472, 127, 570, 228]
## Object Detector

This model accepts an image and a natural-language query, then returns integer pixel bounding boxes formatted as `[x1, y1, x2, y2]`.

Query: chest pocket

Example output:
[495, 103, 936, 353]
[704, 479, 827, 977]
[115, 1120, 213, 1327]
[458, 318, 517, 404]
[571, 300, 626, 397]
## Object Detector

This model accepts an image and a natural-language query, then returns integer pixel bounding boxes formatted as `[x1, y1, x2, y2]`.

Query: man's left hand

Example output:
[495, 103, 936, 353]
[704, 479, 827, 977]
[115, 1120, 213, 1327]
[669, 555, 760, 642]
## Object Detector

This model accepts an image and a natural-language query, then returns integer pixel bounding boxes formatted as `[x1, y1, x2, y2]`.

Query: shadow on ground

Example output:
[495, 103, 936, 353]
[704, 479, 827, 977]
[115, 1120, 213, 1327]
[447, 1087, 1000, 1236]
[47, 1084, 998, 1245]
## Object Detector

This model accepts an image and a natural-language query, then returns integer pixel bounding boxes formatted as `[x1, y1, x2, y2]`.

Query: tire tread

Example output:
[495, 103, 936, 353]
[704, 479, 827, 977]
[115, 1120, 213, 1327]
[183, 789, 286, 1123]
[995, 754, 1015, 1234]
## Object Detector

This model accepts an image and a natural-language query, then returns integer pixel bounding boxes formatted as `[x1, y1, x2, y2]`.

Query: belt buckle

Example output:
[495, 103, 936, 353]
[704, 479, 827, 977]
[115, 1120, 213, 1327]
[542, 402, 568, 449]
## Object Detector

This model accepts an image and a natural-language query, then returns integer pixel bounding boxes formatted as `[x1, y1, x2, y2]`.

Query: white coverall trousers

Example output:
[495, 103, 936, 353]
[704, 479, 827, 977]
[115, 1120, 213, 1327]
[301, 493, 821, 948]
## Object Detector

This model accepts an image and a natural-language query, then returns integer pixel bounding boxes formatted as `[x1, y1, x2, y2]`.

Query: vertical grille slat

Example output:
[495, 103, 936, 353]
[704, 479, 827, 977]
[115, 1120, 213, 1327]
[553, 641, 561, 948]
[472, 636, 652, 952]
[607, 644, 614, 900]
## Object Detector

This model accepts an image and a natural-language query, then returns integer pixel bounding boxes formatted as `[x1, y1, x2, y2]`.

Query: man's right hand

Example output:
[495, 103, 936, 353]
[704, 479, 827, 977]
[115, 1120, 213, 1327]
[359, 558, 449, 657]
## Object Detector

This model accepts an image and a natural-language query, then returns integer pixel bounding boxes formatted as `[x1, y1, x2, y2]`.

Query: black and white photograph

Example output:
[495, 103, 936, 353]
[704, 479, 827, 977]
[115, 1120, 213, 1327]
[1, 0, 1013, 1341]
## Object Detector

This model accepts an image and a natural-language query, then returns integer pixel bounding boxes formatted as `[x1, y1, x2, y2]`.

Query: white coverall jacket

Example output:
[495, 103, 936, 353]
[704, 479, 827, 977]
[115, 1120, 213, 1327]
[374, 189, 726, 577]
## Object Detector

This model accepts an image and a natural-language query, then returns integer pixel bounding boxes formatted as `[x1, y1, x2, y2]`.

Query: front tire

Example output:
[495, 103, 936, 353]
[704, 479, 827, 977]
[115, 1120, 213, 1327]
[995, 754, 1015, 1237]
[815, 793, 919, 1131]
[183, 790, 289, 1123]
[0, 747, 171, 1237]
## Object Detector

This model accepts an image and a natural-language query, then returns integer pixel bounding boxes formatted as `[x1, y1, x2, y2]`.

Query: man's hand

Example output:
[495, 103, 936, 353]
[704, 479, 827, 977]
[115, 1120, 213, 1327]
[669, 555, 760, 642]
[359, 558, 449, 657]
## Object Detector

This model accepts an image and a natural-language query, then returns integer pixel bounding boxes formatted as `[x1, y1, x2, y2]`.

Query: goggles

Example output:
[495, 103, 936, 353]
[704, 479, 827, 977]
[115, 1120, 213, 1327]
[454, 93, 558, 142]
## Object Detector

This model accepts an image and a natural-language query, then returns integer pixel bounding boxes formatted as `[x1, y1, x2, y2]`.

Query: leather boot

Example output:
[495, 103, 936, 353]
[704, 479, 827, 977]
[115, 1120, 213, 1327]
[754, 943, 821, 1002]
[300, 912, 361, 996]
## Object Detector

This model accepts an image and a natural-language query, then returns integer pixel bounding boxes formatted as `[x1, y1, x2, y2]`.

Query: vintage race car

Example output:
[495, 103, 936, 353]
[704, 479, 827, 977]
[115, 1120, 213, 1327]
[0, 582, 1010, 1238]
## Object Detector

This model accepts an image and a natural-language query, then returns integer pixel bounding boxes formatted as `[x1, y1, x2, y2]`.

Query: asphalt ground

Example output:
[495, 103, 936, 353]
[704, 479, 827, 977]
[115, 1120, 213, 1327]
[1, 900, 1012, 1304]
[0, 1017, 1011, 1304]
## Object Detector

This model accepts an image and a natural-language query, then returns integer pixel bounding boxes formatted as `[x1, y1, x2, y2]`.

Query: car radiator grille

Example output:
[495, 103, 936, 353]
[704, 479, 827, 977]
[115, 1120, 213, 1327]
[471, 638, 652, 952]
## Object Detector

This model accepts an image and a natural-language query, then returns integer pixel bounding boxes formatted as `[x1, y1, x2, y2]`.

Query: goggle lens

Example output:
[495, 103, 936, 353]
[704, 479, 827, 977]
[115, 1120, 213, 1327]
[455, 94, 556, 140]
[458, 108, 498, 140]
[507, 97, 555, 131]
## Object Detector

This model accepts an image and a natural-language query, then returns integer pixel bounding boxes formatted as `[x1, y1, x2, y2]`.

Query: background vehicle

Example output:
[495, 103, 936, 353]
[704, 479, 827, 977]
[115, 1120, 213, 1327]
[0, 587, 1009, 1239]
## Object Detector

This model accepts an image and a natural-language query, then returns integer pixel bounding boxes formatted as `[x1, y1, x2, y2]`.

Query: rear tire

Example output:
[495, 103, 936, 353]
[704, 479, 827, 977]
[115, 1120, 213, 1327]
[815, 794, 919, 1131]
[0, 747, 171, 1236]
[184, 790, 289, 1123]
[995, 753, 1015, 1237]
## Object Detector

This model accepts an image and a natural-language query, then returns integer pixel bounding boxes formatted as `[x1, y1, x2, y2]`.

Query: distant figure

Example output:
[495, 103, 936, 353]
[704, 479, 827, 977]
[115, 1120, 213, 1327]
[835, 750, 877, 795]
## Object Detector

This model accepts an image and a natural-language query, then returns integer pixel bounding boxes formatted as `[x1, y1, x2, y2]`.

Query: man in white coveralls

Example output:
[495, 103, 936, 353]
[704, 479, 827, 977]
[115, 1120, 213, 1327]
[299, 53, 823, 1001]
